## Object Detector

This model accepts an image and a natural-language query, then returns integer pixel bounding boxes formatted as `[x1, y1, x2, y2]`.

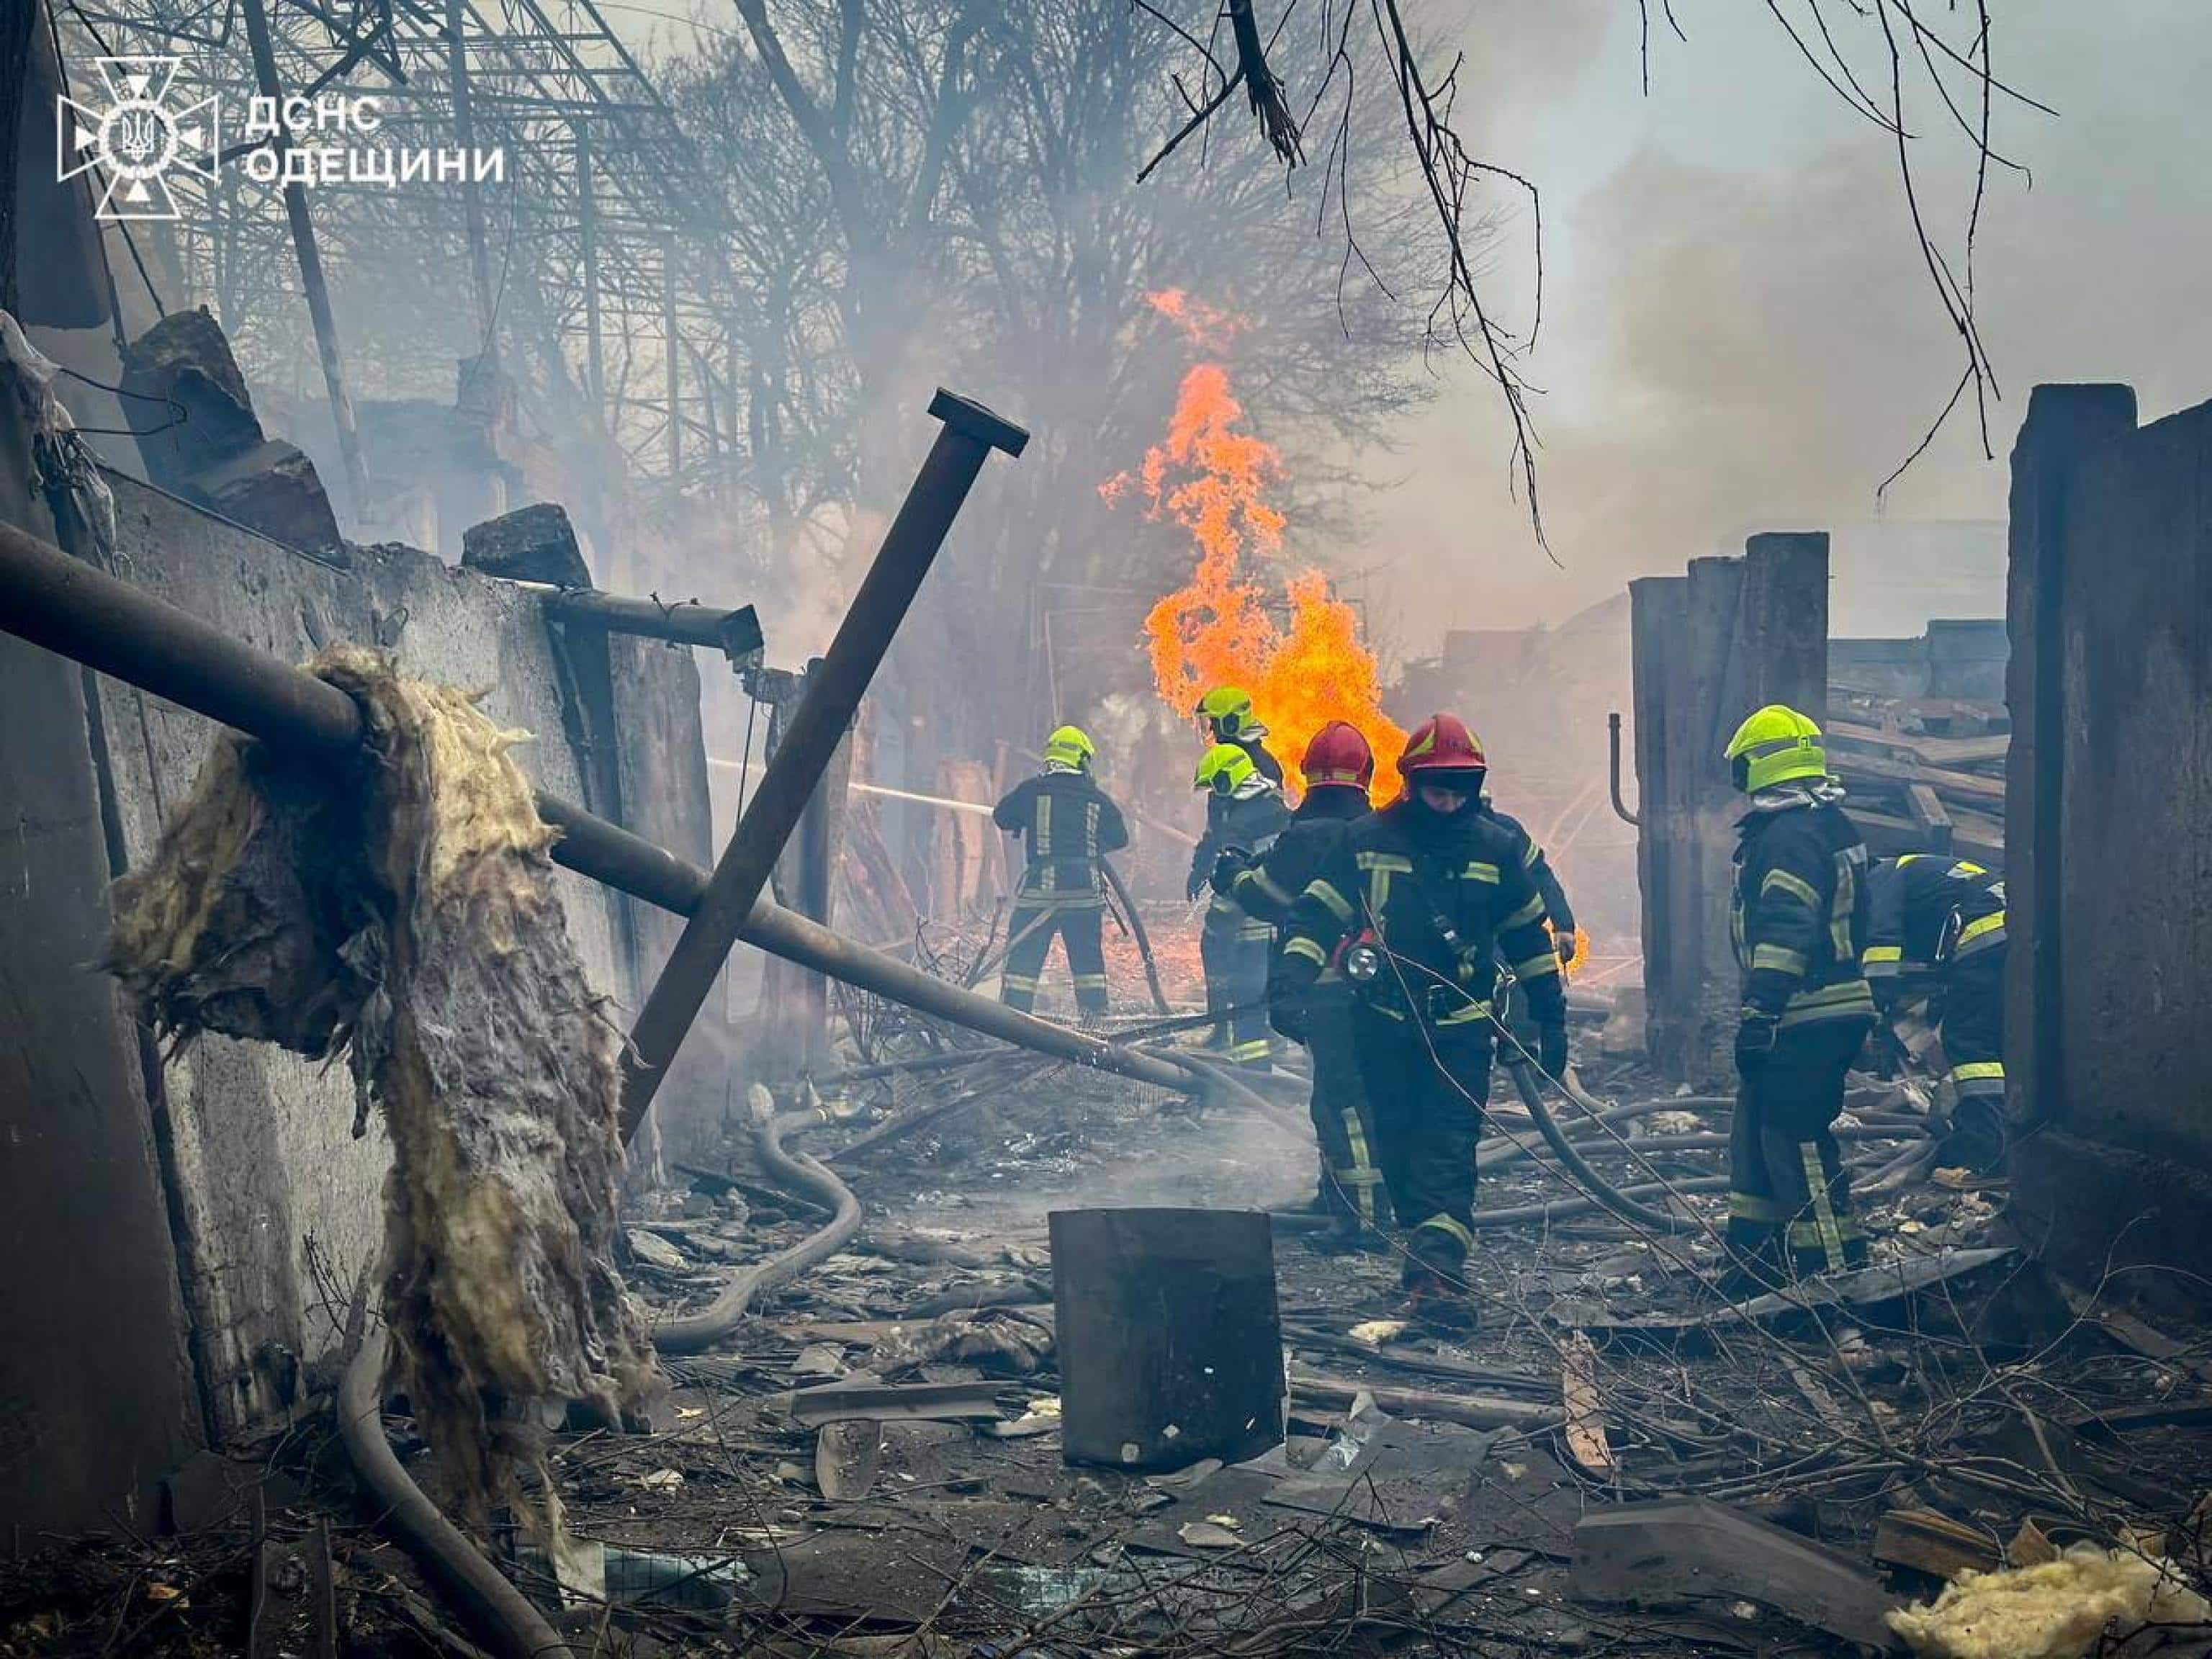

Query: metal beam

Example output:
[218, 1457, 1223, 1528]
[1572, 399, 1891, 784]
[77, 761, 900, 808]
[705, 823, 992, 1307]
[0, 516, 1195, 1102]
[616, 390, 1031, 1140]
[238, 0, 374, 522]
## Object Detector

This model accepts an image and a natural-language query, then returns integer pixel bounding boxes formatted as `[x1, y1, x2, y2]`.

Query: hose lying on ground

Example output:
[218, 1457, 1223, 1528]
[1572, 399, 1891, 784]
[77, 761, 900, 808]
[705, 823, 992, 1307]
[654, 1108, 865, 1355]
[1500, 1058, 1705, 1233]
[338, 1329, 573, 1659]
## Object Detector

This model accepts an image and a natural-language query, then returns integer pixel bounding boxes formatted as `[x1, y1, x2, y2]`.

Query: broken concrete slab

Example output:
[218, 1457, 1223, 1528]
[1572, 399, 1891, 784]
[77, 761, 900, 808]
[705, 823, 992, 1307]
[460, 502, 591, 588]
[122, 311, 343, 554]
[189, 440, 343, 553]
[1570, 1496, 1905, 1652]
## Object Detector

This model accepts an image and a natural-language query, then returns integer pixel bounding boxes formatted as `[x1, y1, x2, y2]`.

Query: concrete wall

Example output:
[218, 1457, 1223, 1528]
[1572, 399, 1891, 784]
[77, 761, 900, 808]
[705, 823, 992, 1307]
[0, 395, 204, 1535]
[2006, 386, 2212, 1312]
[1830, 621, 2008, 703]
[1629, 534, 1830, 1087]
[24, 472, 715, 1455]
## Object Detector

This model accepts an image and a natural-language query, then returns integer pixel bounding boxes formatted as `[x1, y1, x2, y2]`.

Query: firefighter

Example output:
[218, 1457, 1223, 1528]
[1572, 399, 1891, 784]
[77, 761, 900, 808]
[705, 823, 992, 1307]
[1192, 742, 1292, 1068]
[1861, 854, 2008, 1179]
[992, 725, 1128, 1019]
[1722, 704, 1879, 1289]
[1191, 686, 1285, 794]
[1218, 721, 1389, 1241]
[1273, 715, 1568, 1326]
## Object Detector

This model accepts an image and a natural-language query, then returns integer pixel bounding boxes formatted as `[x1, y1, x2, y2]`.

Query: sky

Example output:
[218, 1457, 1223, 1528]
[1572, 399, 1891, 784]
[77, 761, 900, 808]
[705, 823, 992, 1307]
[599, 0, 2212, 647]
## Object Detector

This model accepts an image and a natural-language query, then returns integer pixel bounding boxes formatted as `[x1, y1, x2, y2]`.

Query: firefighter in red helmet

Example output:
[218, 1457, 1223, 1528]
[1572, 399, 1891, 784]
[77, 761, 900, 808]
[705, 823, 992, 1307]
[1215, 721, 1389, 1244]
[1272, 715, 1568, 1326]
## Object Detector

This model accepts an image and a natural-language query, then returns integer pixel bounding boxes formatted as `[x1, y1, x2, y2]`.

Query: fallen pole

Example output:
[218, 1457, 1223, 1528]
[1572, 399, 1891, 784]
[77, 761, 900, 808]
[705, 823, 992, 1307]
[0, 516, 1197, 1103]
[620, 390, 1030, 1140]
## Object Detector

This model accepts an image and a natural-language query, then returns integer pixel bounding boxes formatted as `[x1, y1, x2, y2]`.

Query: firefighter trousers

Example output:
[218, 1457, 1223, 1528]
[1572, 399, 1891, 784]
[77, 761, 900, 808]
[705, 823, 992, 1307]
[1001, 900, 1108, 1017]
[1200, 914, 1273, 1068]
[1936, 945, 2007, 1174]
[1354, 1012, 1488, 1287]
[1306, 994, 1389, 1234]
[1727, 1015, 1874, 1282]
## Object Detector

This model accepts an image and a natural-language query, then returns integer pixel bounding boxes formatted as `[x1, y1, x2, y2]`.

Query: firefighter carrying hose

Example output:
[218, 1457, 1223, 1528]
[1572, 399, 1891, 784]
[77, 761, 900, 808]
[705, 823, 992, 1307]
[992, 725, 1128, 1019]
[1862, 854, 2008, 1180]
[1192, 741, 1291, 1067]
[1215, 721, 1390, 1243]
[1273, 715, 1568, 1327]
[1722, 705, 1879, 1289]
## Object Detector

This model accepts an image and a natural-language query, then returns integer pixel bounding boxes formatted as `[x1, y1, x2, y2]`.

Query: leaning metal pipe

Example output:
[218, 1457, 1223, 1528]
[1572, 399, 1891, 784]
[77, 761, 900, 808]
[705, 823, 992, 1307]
[620, 390, 1030, 1141]
[0, 518, 1197, 1102]
[338, 1330, 572, 1659]
[1607, 711, 1640, 827]
[655, 1108, 864, 1354]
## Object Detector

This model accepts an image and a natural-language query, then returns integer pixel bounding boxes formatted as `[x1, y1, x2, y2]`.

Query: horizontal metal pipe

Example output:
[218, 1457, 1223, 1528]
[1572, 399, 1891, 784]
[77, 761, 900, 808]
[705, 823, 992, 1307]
[0, 518, 1197, 1100]
[0, 517, 366, 755]
[526, 585, 764, 665]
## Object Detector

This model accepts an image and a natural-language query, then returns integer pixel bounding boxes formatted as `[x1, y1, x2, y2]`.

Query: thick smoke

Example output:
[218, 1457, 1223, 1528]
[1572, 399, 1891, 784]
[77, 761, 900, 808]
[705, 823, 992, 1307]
[1359, 0, 2212, 644]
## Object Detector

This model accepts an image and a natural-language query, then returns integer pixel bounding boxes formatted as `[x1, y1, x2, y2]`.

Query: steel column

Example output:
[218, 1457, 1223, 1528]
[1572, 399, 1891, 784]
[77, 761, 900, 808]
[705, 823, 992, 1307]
[616, 390, 1028, 1138]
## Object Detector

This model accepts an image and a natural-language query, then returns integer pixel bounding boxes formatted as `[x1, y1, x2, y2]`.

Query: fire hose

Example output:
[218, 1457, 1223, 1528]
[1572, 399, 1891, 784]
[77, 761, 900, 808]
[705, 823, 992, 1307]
[1101, 858, 1174, 1016]
[338, 1331, 574, 1659]
[655, 1105, 866, 1354]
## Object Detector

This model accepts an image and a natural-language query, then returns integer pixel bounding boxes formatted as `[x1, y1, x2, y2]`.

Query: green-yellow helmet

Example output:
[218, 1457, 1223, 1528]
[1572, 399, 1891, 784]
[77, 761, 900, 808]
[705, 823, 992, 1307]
[1193, 742, 1257, 795]
[1724, 703, 1827, 793]
[1043, 724, 1096, 769]
[1195, 685, 1256, 737]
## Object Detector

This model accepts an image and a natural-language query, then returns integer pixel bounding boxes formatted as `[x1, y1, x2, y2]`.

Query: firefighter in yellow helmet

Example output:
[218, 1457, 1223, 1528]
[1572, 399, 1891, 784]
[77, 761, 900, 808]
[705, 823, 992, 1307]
[991, 726, 1128, 1019]
[1722, 705, 1879, 1289]
[1861, 854, 2009, 1179]
[1192, 739, 1291, 1067]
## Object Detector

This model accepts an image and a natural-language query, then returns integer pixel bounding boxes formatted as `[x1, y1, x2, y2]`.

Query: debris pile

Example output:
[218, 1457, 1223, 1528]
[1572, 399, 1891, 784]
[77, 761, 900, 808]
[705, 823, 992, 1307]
[106, 646, 654, 1514]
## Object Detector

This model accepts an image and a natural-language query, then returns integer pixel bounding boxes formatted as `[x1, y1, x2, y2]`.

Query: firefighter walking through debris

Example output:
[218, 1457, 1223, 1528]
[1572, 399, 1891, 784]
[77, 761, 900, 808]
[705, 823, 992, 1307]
[1220, 721, 1390, 1241]
[1188, 688, 1287, 1065]
[1273, 715, 1568, 1326]
[1722, 705, 1879, 1288]
[992, 726, 1128, 1019]
[1192, 725, 1292, 1069]
[1863, 853, 2009, 1179]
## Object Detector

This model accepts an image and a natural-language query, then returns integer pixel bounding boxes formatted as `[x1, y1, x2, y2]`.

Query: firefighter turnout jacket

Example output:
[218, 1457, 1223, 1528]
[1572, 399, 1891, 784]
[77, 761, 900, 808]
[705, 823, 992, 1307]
[1277, 800, 1567, 1032]
[1732, 791, 1876, 1034]
[1196, 785, 1292, 940]
[1861, 855, 2006, 981]
[993, 768, 1129, 906]
[1229, 785, 1368, 927]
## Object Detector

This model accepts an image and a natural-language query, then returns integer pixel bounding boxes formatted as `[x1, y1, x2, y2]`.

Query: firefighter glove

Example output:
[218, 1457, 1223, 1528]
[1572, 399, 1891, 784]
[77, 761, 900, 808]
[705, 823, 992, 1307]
[1212, 848, 1251, 893]
[1555, 932, 1577, 966]
[1735, 1012, 1780, 1073]
[1537, 1022, 1570, 1081]
[1185, 868, 1206, 903]
[1269, 997, 1309, 1045]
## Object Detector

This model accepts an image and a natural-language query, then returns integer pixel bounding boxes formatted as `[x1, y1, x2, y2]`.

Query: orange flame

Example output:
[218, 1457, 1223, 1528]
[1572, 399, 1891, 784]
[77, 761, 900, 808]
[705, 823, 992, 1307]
[1106, 319, 1406, 796]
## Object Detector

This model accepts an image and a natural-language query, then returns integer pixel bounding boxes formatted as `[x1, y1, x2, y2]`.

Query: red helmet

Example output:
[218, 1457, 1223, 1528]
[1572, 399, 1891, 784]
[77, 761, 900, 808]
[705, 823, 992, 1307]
[1400, 714, 1487, 781]
[1302, 721, 1375, 791]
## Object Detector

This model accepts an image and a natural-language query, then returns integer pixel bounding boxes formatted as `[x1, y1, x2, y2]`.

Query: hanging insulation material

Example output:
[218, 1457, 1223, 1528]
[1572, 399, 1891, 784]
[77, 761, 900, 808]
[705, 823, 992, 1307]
[107, 645, 655, 1519]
